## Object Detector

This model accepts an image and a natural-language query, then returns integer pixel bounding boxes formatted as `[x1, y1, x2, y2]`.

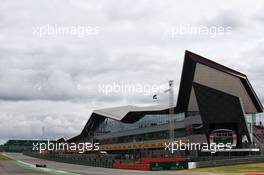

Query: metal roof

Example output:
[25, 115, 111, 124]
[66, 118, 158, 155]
[72, 105, 171, 141]
[93, 105, 169, 121]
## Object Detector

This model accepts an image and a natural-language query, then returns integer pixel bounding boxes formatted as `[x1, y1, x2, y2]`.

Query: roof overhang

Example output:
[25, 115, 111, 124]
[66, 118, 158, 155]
[79, 105, 170, 137]
[176, 50, 263, 113]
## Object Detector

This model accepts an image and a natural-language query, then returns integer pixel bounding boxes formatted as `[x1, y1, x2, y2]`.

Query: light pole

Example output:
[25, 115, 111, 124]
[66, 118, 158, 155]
[153, 80, 175, 150]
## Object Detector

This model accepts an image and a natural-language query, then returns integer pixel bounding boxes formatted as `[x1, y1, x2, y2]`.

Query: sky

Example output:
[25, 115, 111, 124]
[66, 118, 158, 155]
[0, 0, 264, 144]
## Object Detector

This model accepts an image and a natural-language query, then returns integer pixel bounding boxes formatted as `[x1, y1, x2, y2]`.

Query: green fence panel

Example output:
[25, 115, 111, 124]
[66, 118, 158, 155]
[150, 161, 188, 171]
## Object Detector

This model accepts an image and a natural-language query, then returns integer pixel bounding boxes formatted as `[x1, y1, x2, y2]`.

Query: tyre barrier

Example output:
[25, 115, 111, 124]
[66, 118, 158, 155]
[140, 157, 190, 163]
[113, 157, 189, 171]
[113, 163, 150, 171]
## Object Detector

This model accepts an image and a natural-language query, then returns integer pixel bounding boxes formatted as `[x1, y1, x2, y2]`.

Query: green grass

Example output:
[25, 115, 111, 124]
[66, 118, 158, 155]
[184, 162, 264, 174]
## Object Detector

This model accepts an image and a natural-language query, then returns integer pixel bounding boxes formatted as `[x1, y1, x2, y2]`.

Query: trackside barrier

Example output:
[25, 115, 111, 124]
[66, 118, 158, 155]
[141, 157, 190, 171]
[188, 162, 197, 169]
[25, 152, 190, 171]
[113, 161, 189, 171]
[140, 157, 190, 163]
[113, 163, 150, 171]
[23, 152, 113, 168]
[150, 161, 188, 171]
[113, 157, 190, 171]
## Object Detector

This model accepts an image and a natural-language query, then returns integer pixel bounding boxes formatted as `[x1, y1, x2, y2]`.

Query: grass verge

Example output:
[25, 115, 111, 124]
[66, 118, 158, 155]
[183, 162, 264, 174]
[0, 152, 12, 160]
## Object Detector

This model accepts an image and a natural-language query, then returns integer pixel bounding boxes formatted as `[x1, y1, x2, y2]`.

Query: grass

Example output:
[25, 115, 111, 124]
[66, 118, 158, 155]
[183, 162, 264, 174]
[0, 152, 12, 160]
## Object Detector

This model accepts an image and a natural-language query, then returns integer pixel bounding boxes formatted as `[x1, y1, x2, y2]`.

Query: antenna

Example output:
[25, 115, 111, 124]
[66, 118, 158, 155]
[41, 127, 45, 140]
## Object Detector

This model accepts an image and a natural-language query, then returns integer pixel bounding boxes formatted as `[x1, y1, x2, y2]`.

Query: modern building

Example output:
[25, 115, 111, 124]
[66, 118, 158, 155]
[68, 51, 264, 157]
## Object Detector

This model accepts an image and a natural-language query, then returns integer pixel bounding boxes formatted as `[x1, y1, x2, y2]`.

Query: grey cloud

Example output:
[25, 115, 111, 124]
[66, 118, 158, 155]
[252, 7, 264, 25]
[0, 113, 84, 140]
[0, 100, 93, 141]
[0, 43, 179, 102]
[205, 10, 243, 29]
[1, 0, 264, 141]
[102, 0, 161, 22]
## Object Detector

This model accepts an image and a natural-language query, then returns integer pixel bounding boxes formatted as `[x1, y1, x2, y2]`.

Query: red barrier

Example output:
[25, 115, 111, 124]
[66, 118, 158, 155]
[140, 157, 189, 164]
[113, 157, 189, 171]
[113, 163, 150, 171]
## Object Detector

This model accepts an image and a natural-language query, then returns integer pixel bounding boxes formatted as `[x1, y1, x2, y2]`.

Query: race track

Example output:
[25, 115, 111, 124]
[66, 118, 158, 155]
[0, 155, 49, 175]
[2, 153, 219, 175]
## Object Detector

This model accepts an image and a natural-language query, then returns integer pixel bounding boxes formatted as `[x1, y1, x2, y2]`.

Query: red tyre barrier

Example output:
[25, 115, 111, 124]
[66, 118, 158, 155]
[113, 163, 150, 171]
[140, 157, 190, 164]
[113, 157, 190, 171]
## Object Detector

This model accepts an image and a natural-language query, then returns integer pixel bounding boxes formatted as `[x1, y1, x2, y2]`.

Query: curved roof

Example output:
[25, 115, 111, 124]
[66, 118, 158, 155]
[71, 105, 171, 141]
[93, 105, 169, 121]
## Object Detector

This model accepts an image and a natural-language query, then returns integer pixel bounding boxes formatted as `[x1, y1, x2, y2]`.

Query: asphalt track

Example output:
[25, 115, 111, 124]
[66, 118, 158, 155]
[1, 153, 221, 175]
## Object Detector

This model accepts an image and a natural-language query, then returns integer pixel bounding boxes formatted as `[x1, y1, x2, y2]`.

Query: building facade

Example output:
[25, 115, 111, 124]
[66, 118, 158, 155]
[68, 51, 264, 157]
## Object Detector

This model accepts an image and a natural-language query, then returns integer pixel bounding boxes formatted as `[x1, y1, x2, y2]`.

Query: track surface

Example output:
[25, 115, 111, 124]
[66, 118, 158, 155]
[0, 157, 49, 175]
[2, 153, 220, 175]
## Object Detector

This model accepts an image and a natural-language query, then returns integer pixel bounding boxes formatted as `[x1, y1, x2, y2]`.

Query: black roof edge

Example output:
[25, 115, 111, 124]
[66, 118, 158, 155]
[185, 50, 247, 78]
[181, 50, 263, 113]
[241, 78, 263, 112]
[176, 51, 197, 112]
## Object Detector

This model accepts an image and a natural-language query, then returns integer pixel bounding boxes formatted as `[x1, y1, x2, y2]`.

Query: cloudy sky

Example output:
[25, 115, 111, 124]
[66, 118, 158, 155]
[0, 0, 264, 144]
